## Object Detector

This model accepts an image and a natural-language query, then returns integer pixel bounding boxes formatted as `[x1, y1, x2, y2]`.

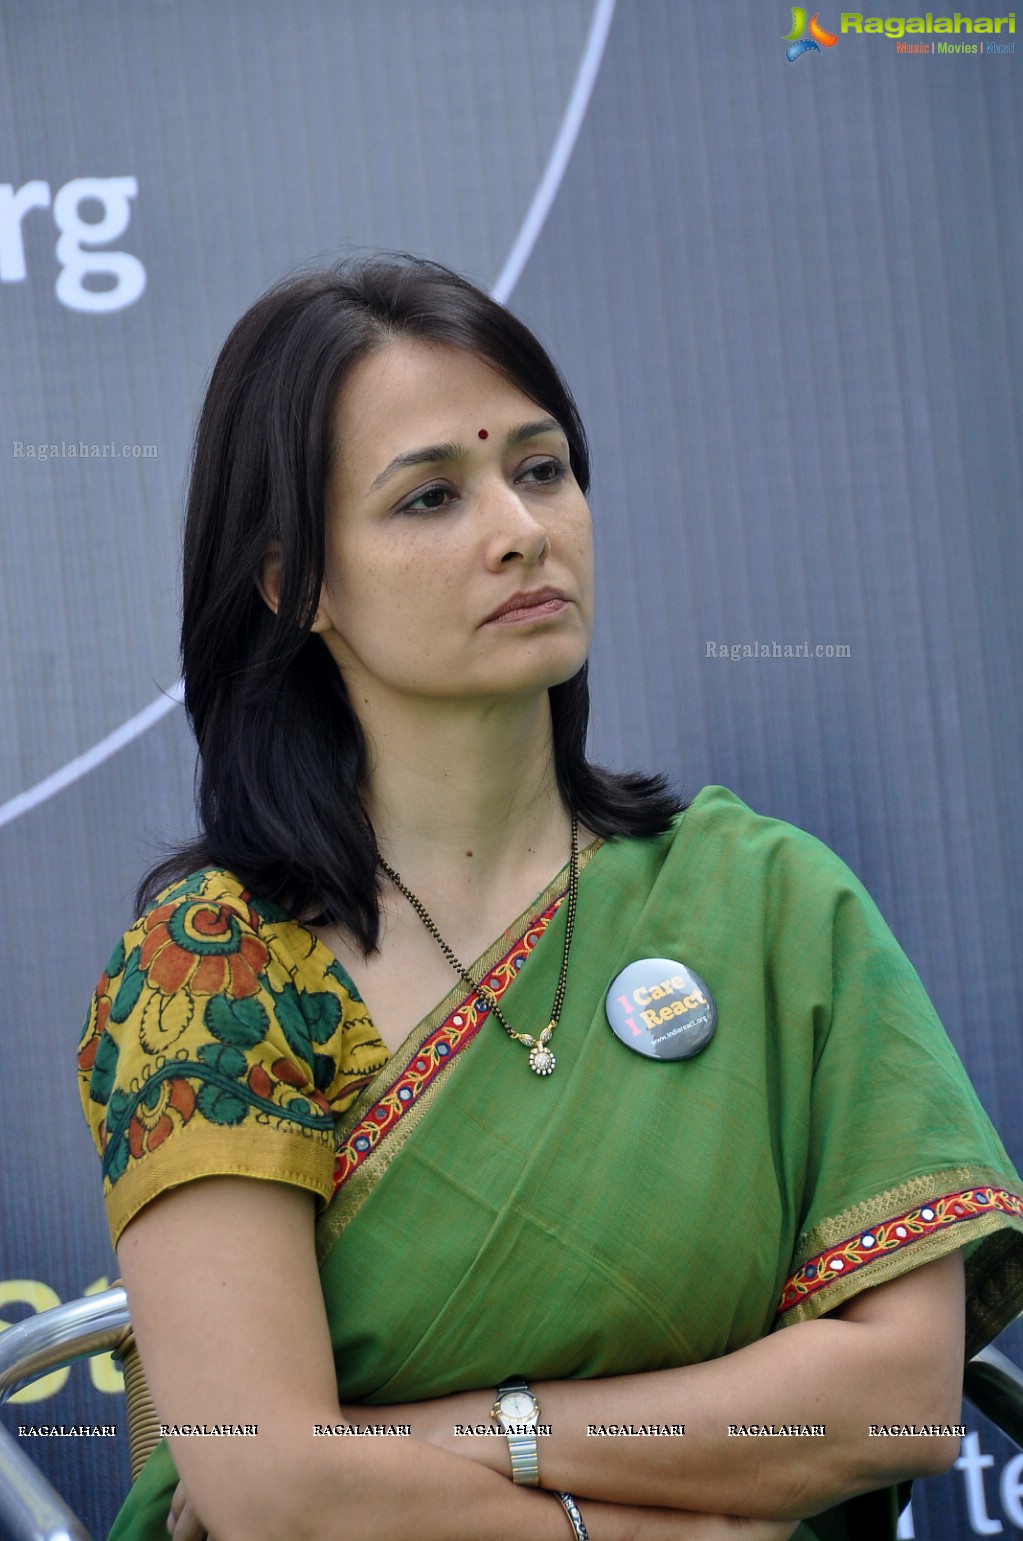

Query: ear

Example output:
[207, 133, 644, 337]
[307, 594, 334, 634]
[257, 547, 334, 635]
[257, 547, 283, 616]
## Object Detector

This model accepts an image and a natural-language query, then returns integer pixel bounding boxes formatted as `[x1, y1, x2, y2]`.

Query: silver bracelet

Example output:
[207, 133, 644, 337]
[556, 1491, 589, 1541]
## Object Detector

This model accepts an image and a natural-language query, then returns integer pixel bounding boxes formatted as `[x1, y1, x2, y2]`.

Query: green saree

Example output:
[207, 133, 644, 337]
[87, 787, 1023, 1539]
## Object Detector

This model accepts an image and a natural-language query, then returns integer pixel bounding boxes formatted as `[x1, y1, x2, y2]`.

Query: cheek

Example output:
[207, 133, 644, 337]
[329, 543, 460, 650]
[566, 493, 593, 546]
[565, 509, 595, 579]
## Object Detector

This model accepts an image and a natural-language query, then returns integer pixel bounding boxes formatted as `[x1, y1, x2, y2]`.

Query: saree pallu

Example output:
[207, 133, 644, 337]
[98, 787, 1023, 1538]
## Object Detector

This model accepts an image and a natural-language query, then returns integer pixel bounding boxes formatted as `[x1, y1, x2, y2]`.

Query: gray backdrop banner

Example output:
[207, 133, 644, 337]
[1, 4, 1019, 1537]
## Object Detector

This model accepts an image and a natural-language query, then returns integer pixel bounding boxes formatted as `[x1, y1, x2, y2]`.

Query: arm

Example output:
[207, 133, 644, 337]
[380, 1251, 966, 1521]
[119, 1176, 567, 1541]
[122, 1175, 797, 1541]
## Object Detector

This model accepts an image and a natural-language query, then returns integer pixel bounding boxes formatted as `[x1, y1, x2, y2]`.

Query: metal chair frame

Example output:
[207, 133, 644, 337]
[2, 1287, 1022, 1541]
[0, 1287, 130, 1541]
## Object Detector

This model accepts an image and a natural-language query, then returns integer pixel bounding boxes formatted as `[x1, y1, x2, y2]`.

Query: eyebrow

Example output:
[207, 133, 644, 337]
[368, 417, 563, 492]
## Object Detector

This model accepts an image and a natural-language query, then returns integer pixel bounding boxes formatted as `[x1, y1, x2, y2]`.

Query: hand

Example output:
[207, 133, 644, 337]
[167, 1479, 211, 1540]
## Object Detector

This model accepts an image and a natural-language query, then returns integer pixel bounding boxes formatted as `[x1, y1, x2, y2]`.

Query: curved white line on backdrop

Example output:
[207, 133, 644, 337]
[492, 0, 616, 304]
[0, 0, 616, 832]
[0, 680, 186, 828]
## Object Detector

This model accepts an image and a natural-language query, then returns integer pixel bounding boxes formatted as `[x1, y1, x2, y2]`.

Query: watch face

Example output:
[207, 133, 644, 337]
[503, 1392, 535, 1420]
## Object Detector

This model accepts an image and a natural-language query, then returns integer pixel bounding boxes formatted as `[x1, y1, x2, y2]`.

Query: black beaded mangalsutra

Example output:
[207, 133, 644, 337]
[378, 815, 579, 1076]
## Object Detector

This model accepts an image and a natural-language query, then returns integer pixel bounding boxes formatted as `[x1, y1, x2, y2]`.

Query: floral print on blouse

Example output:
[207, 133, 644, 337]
[78, 870, 387, 1246]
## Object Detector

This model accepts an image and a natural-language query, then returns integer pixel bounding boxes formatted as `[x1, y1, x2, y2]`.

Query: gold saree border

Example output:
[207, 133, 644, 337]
[315, 840, 603, 1262]
[777, 1167, 1023, 1346]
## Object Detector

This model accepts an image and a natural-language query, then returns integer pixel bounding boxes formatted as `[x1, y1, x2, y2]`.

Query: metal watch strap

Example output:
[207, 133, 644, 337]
[494, 1375, 540, 1486]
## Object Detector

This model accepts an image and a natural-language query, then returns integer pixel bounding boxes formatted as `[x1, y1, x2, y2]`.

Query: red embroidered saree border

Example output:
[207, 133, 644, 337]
[330, 890, 568, 1196]
[777, 1183, 1023, 1316]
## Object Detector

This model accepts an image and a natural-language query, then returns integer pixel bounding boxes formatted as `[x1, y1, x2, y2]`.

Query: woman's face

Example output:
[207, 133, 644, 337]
[313, 338, 594, 710]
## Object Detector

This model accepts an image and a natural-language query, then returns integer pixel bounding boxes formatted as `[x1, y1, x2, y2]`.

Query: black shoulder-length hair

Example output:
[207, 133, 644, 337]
[141, 254, 681, 950]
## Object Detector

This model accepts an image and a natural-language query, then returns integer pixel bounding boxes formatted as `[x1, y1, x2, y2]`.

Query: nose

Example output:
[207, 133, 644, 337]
[480, 477, 550, 570]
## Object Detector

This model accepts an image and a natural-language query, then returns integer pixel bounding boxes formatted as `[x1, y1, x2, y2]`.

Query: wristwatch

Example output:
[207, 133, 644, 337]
[491, 1375, 541, 1485]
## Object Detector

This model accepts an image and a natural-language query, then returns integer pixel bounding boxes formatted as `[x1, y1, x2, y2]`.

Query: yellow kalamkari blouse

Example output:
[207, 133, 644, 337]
[78, 869, 385, 1246]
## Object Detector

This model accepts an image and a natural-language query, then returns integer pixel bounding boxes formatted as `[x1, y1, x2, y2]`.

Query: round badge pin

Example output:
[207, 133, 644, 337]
[605, 959, 717, 1061]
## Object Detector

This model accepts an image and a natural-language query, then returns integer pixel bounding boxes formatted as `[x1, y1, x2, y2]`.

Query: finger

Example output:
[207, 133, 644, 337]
[169, 1480, 187, 1523]
[171, 1498, 209, 1541]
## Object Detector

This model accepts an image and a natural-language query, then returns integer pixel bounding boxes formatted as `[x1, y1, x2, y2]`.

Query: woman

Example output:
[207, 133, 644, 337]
[79, 256, 1023, 1541]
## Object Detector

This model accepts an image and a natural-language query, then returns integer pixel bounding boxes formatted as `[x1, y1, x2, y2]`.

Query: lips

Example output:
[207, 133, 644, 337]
[482, 587, 571, 625]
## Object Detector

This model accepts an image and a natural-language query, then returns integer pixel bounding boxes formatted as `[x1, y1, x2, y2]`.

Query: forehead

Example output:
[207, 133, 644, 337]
[334, 339, 548, 472]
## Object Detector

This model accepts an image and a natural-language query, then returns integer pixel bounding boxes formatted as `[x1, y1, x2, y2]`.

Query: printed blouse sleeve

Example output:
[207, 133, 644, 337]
[772, 840, 1023, 1354]
[77, 876, 373, 1248]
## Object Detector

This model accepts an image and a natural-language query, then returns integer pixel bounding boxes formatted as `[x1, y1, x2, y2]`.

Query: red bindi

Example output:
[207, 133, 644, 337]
[477, 428, 489, 439]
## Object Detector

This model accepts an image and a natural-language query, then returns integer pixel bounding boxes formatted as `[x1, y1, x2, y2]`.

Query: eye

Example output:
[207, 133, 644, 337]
[518, 456, 566, 487]
[397, 482, 458, 516]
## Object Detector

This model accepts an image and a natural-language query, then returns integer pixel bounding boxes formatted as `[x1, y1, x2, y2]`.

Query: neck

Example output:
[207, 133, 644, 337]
[360, 689, 571, 899]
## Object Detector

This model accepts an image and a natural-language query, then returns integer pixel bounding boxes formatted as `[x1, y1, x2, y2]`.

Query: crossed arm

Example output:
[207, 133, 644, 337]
[119, 1176, 966, 1541]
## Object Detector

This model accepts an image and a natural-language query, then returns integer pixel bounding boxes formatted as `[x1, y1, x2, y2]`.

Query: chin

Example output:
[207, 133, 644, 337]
[485, 628, 590, 690]
[484, 653, 587, 699]
[499, 634, 588, 690]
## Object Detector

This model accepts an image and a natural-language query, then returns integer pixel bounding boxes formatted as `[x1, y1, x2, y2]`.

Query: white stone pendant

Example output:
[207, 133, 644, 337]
[528, 1025, 556, 1075]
